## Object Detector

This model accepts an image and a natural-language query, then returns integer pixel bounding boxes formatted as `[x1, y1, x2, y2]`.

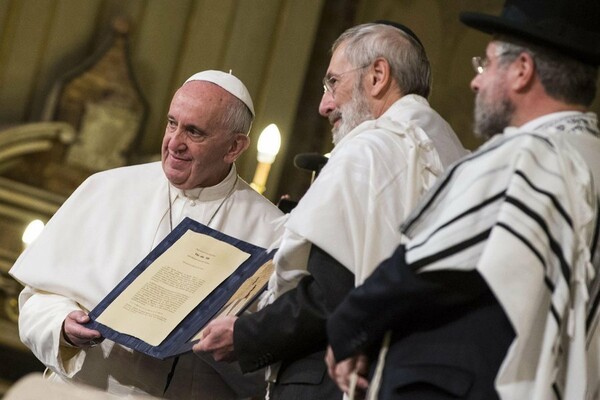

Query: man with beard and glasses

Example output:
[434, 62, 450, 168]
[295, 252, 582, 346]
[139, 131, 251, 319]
[325, 0, 600, 399]
[194, 22, 466, 400]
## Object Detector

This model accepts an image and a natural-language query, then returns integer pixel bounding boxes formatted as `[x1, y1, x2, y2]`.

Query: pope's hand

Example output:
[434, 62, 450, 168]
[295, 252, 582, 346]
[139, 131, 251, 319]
[193, 316, 238, 362]
[325, 346, 370, 395]
[62, 310, 104, 348]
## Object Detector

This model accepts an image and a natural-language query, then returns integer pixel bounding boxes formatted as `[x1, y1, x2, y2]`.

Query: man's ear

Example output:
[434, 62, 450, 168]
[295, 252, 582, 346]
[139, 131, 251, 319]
[224, 133, 250, 163]
[510, 52, 536, 93]
[368, 57, 392, 97]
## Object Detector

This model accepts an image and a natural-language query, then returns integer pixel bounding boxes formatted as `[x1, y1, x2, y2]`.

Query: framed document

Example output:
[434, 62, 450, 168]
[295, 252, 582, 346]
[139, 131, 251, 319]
[85, 217, 275, 359]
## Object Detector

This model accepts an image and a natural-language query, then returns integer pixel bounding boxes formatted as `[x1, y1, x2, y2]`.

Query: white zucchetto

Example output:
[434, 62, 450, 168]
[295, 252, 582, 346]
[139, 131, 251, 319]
[184, 70, 255, 117]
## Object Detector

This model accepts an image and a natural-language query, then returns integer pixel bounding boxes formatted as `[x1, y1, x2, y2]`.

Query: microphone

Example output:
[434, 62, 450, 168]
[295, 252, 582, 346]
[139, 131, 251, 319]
[294, 153, 328, 175]
[294, 153, 329, 185]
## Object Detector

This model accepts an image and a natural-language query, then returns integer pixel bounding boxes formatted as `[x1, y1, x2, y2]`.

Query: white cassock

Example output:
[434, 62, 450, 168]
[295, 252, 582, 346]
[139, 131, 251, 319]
[10, 162, 284, 399]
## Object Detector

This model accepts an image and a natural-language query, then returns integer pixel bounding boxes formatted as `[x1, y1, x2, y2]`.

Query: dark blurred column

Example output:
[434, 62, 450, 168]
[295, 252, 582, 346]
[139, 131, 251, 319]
[274, 0, 359, 201]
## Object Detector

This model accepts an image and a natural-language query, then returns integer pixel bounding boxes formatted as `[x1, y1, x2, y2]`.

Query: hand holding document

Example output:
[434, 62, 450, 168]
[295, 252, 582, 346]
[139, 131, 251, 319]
[85, 218, 275, 359]
[193, 259, 274, 340]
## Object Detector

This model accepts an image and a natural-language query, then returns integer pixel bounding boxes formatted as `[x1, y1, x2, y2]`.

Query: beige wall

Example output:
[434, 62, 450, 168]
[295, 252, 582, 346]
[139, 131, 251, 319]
[0, 0, 324, 200]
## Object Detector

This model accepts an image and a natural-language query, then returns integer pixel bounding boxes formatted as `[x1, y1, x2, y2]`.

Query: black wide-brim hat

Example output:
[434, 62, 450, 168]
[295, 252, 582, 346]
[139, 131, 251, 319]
[460, 0, 600, 66]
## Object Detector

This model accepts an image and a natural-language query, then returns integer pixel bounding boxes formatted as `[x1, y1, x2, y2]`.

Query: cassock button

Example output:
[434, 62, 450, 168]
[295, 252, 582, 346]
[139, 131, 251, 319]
[190, 200, 196, 207]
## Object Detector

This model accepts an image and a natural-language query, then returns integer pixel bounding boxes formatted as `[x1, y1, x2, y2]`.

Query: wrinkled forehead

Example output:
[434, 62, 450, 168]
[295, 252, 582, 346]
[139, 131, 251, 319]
[486, 40, 505, 58]
[327, 43, 353, 75]
[168, 82, 231, 129]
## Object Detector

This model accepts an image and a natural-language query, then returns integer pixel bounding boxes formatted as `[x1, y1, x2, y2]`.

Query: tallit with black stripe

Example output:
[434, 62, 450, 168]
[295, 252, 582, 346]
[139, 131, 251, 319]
[397, 117, 600, 399]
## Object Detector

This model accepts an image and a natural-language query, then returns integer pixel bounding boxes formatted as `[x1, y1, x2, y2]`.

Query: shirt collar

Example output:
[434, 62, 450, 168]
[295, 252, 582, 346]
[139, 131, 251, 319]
[503, 111, 586, 136]
[169, 164, 238, 203]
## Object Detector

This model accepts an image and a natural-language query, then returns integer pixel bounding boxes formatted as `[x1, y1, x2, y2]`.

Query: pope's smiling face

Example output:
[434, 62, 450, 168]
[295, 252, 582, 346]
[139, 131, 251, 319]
[161, 81, 243, 190]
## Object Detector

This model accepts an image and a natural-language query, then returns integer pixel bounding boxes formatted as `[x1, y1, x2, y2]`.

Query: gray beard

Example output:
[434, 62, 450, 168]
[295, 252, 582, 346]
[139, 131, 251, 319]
[473, 94, 515, 139]
[332, 86, 373, 145]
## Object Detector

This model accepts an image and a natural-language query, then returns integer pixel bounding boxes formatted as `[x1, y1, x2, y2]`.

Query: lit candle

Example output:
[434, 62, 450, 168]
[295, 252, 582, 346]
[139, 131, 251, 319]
[251, 124, 281, 194]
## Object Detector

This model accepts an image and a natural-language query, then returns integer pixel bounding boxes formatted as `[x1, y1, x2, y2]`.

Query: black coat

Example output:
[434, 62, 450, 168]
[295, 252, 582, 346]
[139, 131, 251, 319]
[328, 245, 515, 400]
[234, 245, 354, 400]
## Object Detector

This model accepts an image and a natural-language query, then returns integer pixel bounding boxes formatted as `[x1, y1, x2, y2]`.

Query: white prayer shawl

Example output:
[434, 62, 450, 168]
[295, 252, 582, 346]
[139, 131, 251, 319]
[266, 95, 467, 302]
[398, 112, 600, 399]
[10, 162, 284, 399]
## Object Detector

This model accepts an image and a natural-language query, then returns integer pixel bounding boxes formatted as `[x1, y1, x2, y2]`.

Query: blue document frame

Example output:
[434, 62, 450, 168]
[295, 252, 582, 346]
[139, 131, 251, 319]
[85, 217, 275, 359]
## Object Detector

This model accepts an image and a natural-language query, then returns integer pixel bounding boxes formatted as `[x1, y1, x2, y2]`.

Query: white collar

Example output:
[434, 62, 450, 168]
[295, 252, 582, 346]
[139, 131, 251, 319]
[169, 164, 238, 203]
[503, 111, 587, 136]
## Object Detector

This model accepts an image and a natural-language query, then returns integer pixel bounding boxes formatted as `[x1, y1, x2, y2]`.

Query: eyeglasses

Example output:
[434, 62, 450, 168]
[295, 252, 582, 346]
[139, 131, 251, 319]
[472, 50, 515, 75]
[322, 64, 369, 95]
[471, 56, 490, 75]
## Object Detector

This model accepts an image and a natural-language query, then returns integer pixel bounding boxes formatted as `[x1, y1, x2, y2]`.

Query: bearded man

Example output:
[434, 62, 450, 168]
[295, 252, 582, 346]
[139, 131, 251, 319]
[195, 22, 467, 399]
[326, 1, 600, 399]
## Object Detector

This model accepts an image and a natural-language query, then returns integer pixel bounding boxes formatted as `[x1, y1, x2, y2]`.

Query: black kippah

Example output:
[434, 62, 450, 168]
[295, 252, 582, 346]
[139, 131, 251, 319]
[374, 20, 424, 49]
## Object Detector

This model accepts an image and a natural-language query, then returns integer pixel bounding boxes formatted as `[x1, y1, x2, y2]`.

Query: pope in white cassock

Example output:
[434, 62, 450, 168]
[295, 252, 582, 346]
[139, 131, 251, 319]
[9, 71, 284, 399]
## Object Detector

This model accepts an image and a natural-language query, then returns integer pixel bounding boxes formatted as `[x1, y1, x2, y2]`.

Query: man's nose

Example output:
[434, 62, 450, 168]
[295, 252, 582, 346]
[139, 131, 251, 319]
[319, 91, 335, 117]
[168, 128, 187, 150]
[470, 74, 481, 93]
